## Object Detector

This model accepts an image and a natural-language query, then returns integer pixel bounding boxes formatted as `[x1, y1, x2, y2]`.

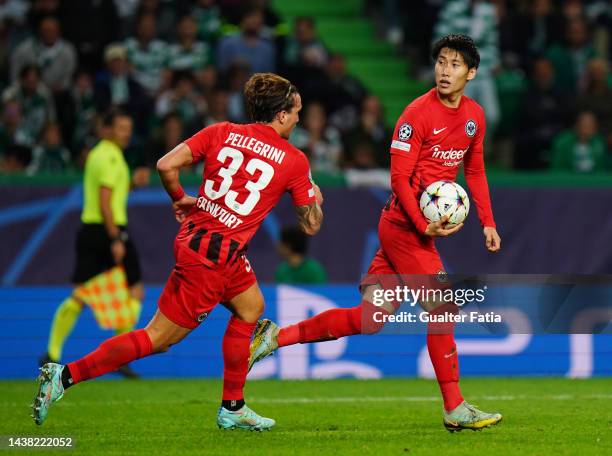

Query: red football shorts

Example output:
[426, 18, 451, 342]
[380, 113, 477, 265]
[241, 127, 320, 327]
[359, 217, 454, 332]
[370, 216, 444, 274]
[158, 246, 257, 329]
[360, 216, 445, 292]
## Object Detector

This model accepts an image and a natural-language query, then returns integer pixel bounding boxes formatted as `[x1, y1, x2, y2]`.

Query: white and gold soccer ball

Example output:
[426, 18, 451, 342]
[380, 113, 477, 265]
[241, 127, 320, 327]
[419, 180, 470, 225]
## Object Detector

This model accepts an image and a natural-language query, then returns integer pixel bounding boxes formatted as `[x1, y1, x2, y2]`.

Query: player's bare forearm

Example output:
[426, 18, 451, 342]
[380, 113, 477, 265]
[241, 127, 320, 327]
[156, 143, 194, 198]
[295, 202, 323, 235]
[99, 186, 119, 239]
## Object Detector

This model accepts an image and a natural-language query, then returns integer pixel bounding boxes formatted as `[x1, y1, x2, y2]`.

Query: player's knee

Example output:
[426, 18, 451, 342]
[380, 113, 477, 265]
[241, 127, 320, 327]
[240, 307, 263, 324]
[233, 299, 264, 323]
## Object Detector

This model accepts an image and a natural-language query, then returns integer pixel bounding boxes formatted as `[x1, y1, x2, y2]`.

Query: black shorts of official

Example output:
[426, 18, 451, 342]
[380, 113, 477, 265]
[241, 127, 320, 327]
[71, 224, 142, 286]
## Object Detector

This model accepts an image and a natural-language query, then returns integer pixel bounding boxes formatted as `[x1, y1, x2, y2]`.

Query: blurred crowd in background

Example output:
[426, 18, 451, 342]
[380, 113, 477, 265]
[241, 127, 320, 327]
[372, 0, 612, 171]
[0, 0, 611, 176]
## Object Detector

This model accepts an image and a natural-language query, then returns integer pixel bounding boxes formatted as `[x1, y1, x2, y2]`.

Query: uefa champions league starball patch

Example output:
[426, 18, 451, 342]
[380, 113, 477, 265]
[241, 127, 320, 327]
[398, 123, 413, 141]
[465, 120, 477, 137]
[436, 270, 449, 283]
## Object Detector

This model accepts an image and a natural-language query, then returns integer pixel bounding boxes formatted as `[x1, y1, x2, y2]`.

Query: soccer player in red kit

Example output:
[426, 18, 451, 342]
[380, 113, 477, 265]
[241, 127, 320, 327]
[249, 34, 503, 431]
[32, 73, 324, 431]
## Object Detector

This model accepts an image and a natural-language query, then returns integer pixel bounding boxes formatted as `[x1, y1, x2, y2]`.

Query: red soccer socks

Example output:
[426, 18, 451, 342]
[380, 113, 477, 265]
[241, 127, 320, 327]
[277, 305, 363, 347]
[67, 329, 152, 385]
[222, 316, 257, 400]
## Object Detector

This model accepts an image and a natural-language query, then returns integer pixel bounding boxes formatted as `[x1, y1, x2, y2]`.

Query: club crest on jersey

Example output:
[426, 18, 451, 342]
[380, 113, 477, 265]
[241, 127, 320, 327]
[436, 270, 448, 283]
[398, 123, 413, 141]
[465, 120, 477, 137]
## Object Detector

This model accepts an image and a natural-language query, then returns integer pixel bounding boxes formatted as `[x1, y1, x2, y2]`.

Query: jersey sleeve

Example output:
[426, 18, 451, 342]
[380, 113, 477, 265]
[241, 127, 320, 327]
[96, 153, 119, 189]
[287, 152, 316, 206]
[389, 107, 430, 234]
[463, 109, 496, 228]
[184, 122, 228, 163]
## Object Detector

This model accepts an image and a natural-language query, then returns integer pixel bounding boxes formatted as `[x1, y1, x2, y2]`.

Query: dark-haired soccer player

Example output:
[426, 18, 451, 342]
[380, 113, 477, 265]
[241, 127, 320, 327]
[250, 34, 503, 432]
[32, 73, 323, 431]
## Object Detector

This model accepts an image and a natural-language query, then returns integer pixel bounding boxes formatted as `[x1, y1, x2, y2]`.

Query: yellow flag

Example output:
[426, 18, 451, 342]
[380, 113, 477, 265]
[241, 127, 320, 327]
[73, 266, 136, 329]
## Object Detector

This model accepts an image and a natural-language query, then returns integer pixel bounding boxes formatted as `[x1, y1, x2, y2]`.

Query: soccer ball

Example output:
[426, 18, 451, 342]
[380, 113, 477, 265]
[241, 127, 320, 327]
[419, 181, 469, 225]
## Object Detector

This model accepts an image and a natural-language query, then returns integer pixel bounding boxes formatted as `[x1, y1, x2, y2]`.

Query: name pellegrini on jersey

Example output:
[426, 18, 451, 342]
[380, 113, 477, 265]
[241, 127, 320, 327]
[430, 144, 468, 167]
[224, 132, 286, 165]
[196, 196, 244, 229]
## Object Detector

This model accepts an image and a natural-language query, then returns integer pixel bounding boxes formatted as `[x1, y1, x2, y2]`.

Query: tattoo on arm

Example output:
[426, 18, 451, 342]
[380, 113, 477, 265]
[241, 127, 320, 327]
[295, 202, 323, 235]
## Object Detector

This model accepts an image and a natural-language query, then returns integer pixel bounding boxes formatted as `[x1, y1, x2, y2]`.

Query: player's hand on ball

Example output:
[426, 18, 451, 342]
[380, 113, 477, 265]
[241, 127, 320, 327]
[483, 226, 501, 252]
[424, 215, 464, 237]
[173, 195, 197, 222]
[314, 184, 323, 206]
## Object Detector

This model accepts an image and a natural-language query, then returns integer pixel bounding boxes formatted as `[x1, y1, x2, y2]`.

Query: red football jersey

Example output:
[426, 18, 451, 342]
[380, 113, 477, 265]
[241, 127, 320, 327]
[383, 88, 496, 234]
[177, 122, 315, 268]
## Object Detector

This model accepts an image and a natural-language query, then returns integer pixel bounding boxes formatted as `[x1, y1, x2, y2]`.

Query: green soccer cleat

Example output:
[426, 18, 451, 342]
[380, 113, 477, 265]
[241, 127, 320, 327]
[443, 401, 502, 432]
[217, 405, 275, 431]
[31, 363, 65, 425]
[248, 319, 280, 372]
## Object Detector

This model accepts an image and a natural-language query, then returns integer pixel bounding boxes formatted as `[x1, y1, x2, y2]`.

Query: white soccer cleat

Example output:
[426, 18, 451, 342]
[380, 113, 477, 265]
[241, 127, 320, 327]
[248, 319, 279, 372]
[443, 401, 502, 432]
[32, 363, 65, 425]
[217, 405, 275, 431]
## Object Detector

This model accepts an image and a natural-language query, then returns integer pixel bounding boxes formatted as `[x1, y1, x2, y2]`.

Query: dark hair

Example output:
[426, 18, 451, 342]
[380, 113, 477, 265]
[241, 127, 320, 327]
[280, 226, 308, 255]
[39, 15, 59, 29]
[244, 73, 299, 123]
[178, 14, 196, 25]
[136, 12, 156, 27]
[73, 67, 92, 81]
[241, 6, 264, 21]
[172, 70, 195, 87]
[102, 109, 130, 127]
[295, 16, 315, 27]
[162, 112, 182, 125]
[5, 144, 32, 167]
[431, 34, 480, 69]
[19, 64, 40, 80]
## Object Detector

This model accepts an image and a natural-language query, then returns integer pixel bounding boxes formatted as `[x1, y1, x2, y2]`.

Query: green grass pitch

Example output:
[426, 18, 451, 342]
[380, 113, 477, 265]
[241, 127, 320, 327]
[1, 378, 611, 455]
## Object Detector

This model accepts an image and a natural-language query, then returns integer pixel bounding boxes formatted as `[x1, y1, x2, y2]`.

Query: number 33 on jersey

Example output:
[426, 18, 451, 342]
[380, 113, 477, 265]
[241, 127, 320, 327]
[177, 121, 316, 267]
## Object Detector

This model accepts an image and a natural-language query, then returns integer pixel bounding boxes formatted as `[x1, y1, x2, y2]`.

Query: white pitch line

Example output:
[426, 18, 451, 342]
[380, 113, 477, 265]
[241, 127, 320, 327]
[249, 394, 612, 404]
[3, 394, 612, 408]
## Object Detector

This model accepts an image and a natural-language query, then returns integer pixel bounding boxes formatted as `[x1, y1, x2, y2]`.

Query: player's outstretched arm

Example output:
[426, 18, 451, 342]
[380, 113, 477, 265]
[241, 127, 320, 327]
[295, 200, 323, 236]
